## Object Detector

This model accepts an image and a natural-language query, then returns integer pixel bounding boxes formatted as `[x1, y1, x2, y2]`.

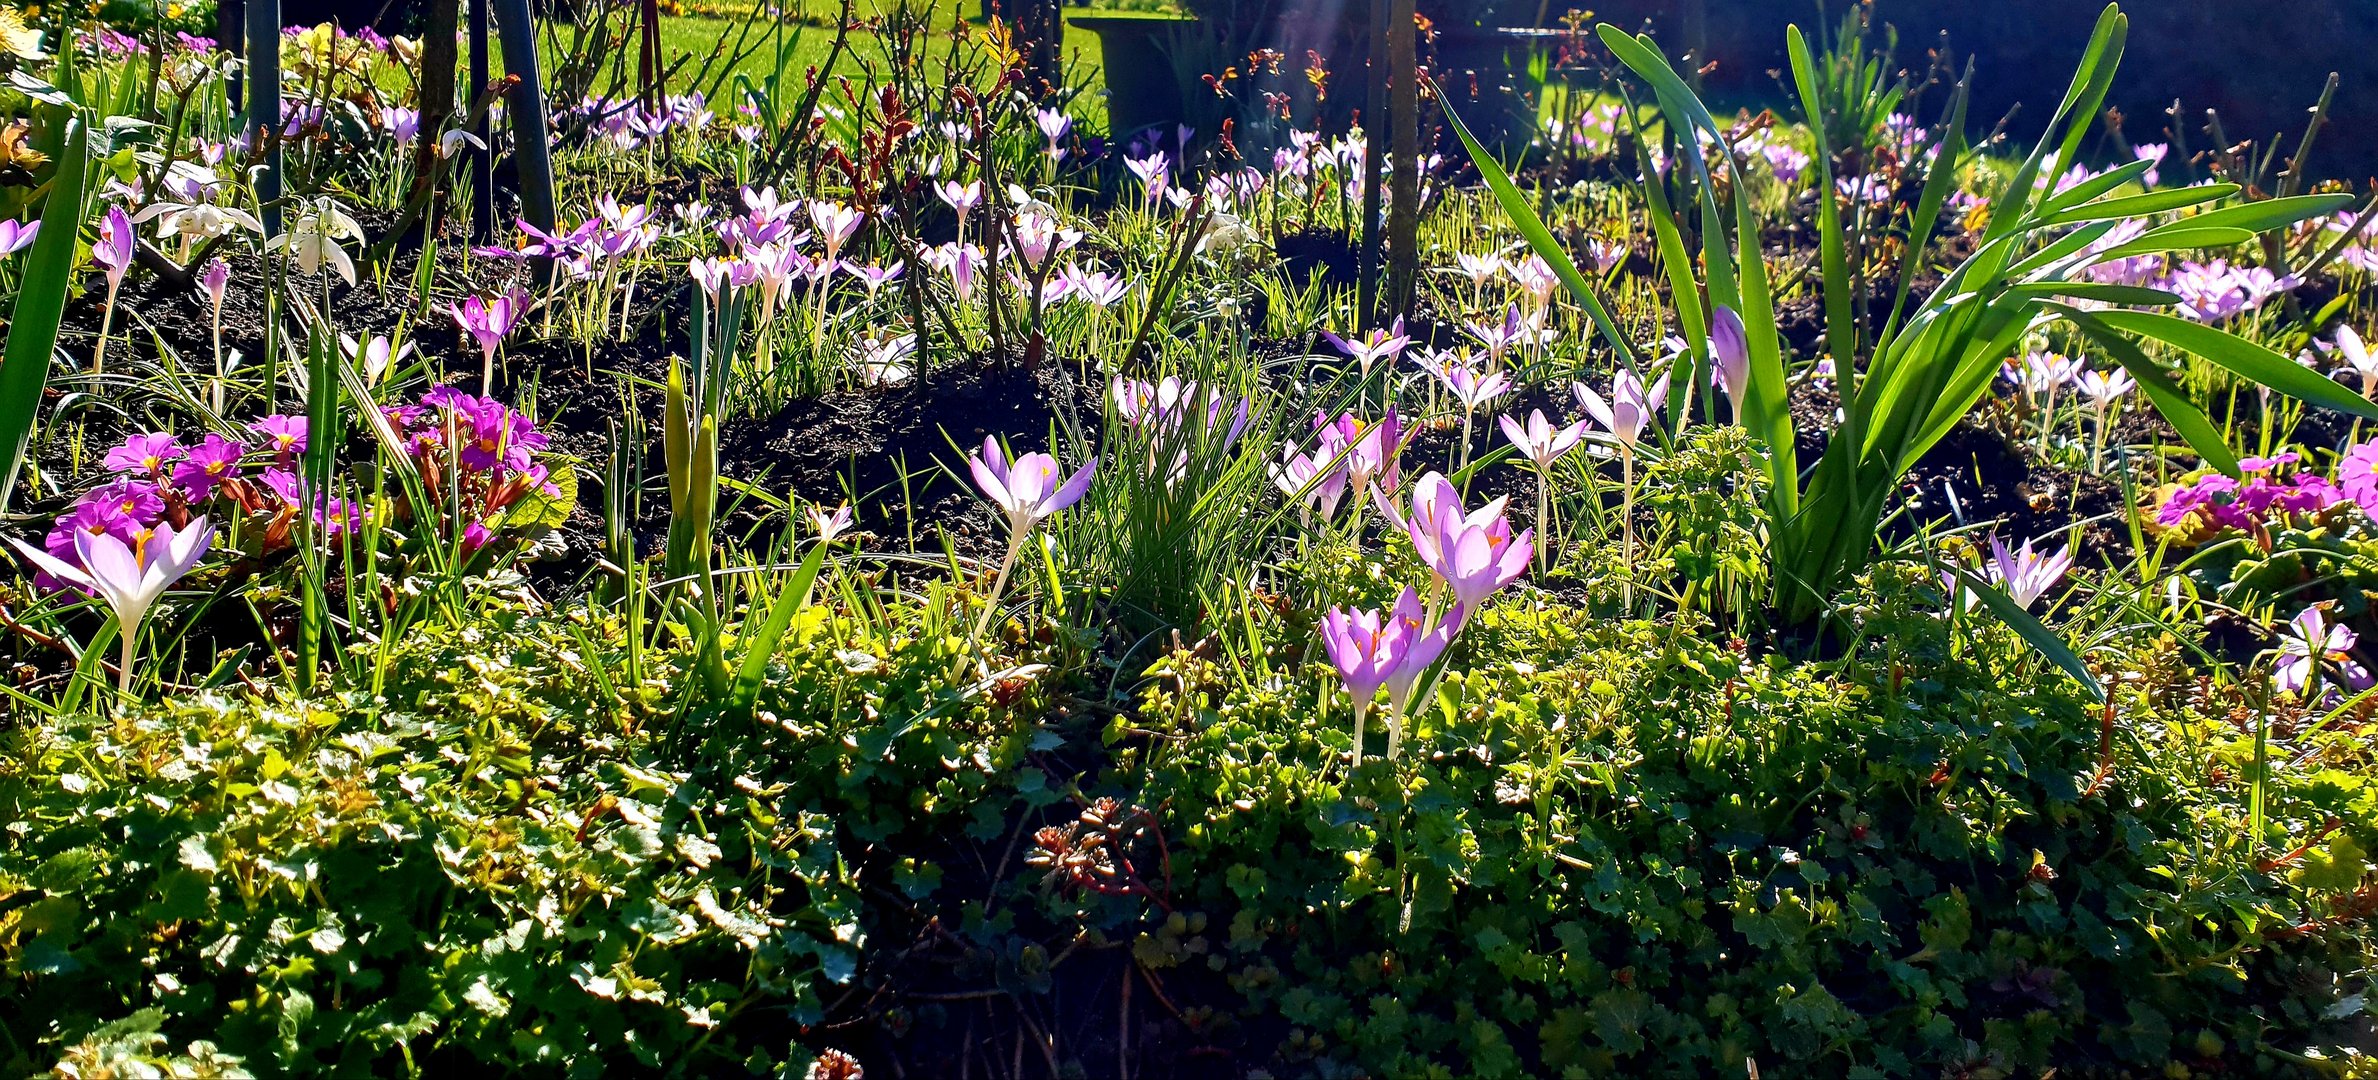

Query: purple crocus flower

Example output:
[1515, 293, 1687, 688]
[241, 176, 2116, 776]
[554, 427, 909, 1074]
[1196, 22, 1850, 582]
[450, 286, 529, 389]
[2276, 604, 2373, 696]
[1320, 317, 1412, 378]
[1985, 533, 2074, 610]
[0, 219, 38, 257]
[11, 514, 213, 693]
[1320, 596, 1410, 763]
[968, 436, 1096, 534]
[1710, 305, 1750, 410]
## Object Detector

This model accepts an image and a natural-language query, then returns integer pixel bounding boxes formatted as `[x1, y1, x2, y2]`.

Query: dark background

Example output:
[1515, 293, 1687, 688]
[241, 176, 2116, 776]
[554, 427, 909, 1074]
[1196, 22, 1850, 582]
[1568, 0, 2375, 180]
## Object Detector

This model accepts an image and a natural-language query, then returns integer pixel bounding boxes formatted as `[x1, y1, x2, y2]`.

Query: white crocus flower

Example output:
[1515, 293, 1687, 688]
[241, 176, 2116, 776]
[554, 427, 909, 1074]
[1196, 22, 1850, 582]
[267, 197, 364, 285]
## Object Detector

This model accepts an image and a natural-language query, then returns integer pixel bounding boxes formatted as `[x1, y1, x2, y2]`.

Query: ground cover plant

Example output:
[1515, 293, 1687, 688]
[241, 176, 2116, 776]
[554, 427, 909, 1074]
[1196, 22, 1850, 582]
[7, 0, 2378, 1076]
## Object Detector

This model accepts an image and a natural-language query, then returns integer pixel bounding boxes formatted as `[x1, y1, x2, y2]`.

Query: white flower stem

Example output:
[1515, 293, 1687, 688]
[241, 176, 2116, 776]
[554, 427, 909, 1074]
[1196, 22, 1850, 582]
[969, 527, 1025, 658]
[93, 280, 120, 374]
[116, 619, 138, 697]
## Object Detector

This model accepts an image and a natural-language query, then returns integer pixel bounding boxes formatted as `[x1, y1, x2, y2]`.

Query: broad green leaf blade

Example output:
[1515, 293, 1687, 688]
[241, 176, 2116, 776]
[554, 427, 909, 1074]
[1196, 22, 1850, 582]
[1878, 85, 1970, 354]
[2090, 309, 2378, 420]
[2036, 157, 2158, 215]
[2037, 183, 2239, 226]
[1788, 26, 1857, 382]
[1436, 84, 1639, 369]
[729, 540, 831, 715]
[2002, 282, 2183, 307]
[1943, 563, 2104, 703]
[2054, 304, 2241, 477]
[1733, 164, 1795, 515]
[0, 114, 85, 513]
[2166, 193, 2354, 236]
[2092, 226, 2257, 261]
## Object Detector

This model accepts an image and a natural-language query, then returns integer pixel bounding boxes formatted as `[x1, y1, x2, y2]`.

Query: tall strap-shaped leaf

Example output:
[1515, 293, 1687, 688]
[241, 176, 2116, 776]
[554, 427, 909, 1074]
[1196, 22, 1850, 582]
[2090, 310, 2378, 421]
[1986, 5, 2126, 246]
[2053, 304, 2242, 477]
[1732, 152, 1795, 516]
[729, 540, 831, 717]
[1875, 81, 1970, 355]
[1787, 26, 1857, 388]
[1435, 86, 1640, 372]
[0, 116, 87, 513]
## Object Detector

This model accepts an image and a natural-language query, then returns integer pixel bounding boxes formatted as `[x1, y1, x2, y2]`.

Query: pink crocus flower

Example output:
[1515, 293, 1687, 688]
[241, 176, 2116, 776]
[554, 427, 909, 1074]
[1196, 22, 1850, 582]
[2276, 604, 2373, 696]
[1498, 409, 1586, 470]
[1379, 590, 1463, 758]
[1574, 368, 1671, 449]
[1271, 442, 1348, 524]
[449, 286, 529, 390]
[806, 200, 865, 262]
[970, 437, 1096, 533]
[1386, 472, 1534, 609]
[935, 180, 982, 237]
[90, 205, 136, 372]
[1710, 305, 1750, 412]
[1985, 533, 2074, 610]
[807, 503, 855, 544]
[1319, 595, 1411, 765]
[0, 219, 38, 257]
[10, 515, 212, 693]
[1321, 317, 1412, 378]
[965, 436, 1097, 647]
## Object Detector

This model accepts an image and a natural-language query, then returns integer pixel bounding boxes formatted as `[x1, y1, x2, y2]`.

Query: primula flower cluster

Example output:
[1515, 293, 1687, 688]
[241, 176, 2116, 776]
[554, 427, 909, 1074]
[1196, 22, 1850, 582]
[384, 388, 561, 552]
[2151, 450, 2363, 540]
[43, 421, 344, 592]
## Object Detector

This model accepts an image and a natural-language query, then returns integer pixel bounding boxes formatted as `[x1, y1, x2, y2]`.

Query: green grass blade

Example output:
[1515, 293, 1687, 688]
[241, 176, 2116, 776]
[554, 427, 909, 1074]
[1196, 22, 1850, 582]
[0, 115, 86, 513]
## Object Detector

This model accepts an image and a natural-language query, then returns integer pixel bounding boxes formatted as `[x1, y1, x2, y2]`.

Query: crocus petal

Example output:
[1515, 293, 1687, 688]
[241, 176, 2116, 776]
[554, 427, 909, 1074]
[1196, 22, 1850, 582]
[8, 536, 97, 593]
[1044, 459, 1097, 516]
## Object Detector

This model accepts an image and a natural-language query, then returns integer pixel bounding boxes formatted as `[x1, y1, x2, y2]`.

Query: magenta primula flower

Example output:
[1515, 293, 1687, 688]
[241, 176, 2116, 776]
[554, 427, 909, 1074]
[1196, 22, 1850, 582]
[248, 414, 308, 461]
[79, 478, 166, 523]
[2339, 442, 2378, 514]
[170, 434, 246, 501]
[104, 433, 184, 476]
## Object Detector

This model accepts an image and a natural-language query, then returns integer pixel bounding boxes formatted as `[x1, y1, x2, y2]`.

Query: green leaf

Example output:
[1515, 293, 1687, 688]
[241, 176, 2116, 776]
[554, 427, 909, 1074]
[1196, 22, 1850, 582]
[1942, 564, 2103, 702]
[1435, 82, 1638, 370]
[2037, 183, 2237, 225]
[0, 114, 85, 512]
[728, 541, 831, 717]
[2054, 304, 2241, 477]
[2090, 309, 2378, 420]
